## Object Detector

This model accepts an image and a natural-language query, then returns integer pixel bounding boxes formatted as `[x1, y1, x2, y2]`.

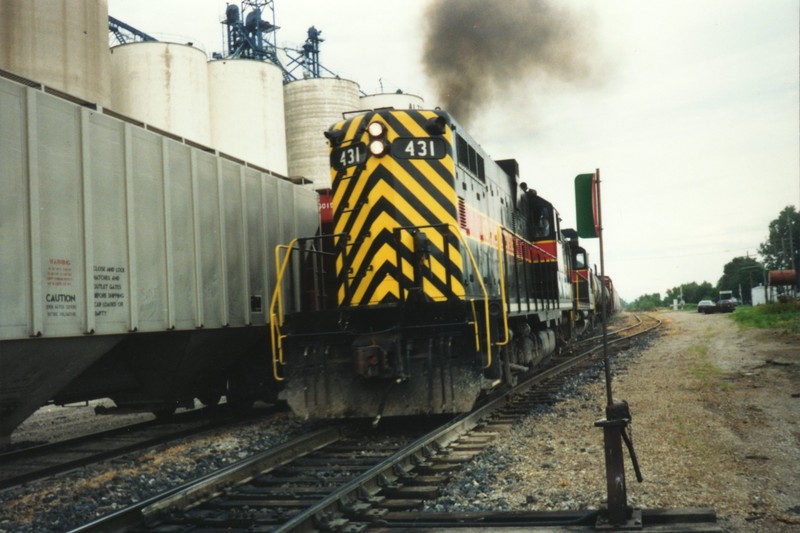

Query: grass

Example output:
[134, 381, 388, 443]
[687, 344, 724, 386]
[669, 344, 732, 467]
[730, 301, 800, 336]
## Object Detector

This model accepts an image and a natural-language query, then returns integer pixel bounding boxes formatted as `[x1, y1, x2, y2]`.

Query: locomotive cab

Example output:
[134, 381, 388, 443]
[562, 228, 600, 331]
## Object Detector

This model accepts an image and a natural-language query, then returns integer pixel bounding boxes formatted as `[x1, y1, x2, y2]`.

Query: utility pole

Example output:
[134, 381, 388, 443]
[788, 210, 798, 291]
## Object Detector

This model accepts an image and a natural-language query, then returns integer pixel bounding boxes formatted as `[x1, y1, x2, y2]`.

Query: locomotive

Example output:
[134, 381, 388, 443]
[563, 228, 604, 334]
[269, 108, 612, 420]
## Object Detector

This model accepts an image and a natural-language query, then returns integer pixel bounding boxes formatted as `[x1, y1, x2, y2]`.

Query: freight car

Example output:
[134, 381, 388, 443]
[0, 69, 319, 440]
[601, 276, 622, 315]
[269, 108, 600, 421]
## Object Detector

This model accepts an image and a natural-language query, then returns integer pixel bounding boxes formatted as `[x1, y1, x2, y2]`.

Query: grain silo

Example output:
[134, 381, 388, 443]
[360, 92, 425, 111]
[284, 78, 360, 188]
[207, 59, 288, 175]
[0, 0, 111, 107]
[110, 42, 211, 146]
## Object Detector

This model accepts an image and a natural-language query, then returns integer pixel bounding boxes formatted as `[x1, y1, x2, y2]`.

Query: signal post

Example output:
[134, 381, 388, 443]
[575, 169, 643, 528]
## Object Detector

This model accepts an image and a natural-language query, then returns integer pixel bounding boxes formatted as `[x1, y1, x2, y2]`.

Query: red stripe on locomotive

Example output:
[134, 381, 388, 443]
[572, 269, 590, 283]
[532, 240, 557, 262]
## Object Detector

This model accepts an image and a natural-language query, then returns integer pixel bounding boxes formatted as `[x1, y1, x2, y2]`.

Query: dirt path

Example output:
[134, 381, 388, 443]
[447, 310, 800, 531]
[614, 311, 800, 531]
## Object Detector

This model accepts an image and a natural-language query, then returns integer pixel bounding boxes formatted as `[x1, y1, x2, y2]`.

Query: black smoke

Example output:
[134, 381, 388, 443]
[423, 0, 599, 126]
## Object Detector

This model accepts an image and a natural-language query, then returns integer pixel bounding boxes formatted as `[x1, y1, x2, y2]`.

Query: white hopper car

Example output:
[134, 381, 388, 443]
[0, 69, 320, 440]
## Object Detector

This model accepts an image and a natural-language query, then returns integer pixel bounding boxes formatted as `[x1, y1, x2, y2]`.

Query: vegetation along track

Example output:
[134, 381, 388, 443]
[0, 406, 278, 491]
[69, 315, 668, 533]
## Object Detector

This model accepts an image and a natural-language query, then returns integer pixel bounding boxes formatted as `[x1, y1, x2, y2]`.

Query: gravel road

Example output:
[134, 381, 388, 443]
[427, 310, 800, 532]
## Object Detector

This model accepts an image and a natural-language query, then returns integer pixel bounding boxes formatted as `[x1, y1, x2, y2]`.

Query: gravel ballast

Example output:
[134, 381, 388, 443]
[0, 413, 313, 533]
[425, 311, 800, 532]
[1, 311, 797, 533]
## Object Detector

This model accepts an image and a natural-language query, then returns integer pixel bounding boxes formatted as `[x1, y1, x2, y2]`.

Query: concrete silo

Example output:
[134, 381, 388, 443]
[110, 42, 211, 145]
[284, 78, 360, 188]
[0, 0, 112, 107]
[207, 59, 288, 175]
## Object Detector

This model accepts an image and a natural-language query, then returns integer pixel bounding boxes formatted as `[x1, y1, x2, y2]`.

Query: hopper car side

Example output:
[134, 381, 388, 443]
[0, 69, 319, 440]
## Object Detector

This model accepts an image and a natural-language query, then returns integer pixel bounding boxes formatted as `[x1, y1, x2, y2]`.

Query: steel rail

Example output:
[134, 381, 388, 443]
[65, 426, 343, 533]
[572, 313, 643, 347]
[0, 407, 230, 491]
[275, 318, 661, 532]
[579, 313, 661, 359]
[66, 315, 662, 533]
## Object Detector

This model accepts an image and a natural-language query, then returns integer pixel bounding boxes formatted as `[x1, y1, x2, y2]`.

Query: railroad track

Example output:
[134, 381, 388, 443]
[64, 313, 721, 533]
[566, 313, 658, 353]
[0, 405, 280, 491]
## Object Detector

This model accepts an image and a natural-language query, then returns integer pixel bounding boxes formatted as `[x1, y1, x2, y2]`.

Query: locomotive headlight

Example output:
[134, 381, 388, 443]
[367, 121, 385, 138]
[369, 139, 387, 156]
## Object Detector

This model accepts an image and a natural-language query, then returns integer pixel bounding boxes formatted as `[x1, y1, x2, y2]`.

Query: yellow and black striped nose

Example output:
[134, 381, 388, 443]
[328, 110, 466, 306]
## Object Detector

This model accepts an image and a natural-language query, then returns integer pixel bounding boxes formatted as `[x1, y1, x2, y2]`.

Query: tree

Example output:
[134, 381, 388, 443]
[692, 281, 716, 302]
[628, 293, 662, 310]
[664, 281, 715, 304]
[717, 256, 763, 304]
[758, 206, 800, 273]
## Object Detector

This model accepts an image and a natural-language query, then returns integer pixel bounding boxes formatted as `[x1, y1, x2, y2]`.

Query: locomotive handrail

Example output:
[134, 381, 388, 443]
[271, 242, 293, 328]
[269, 234, 348, 380]
[270, 226, 494, 372]
[391, 222, 493, 368]
[269, 240, 299, 381]
[495, 228, 510, 347]
[573, 278, 578, 309]
[469, 300, 481, 352]
[443, 223, 493, 369]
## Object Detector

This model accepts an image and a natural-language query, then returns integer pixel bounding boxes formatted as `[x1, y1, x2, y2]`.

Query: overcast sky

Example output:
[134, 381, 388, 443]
[108, 0, 800, 302]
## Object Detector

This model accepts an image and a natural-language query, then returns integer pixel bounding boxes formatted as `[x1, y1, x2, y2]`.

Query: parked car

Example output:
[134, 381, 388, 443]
[717, 298, 736, 313]
[697, 300, 717, 314]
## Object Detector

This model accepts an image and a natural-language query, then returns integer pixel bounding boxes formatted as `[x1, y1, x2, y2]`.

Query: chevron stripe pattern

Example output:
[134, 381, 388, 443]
[328, 110, 465, 306]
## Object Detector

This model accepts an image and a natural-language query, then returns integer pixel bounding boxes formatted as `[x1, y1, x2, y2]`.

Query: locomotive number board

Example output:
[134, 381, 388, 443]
[331, 142, 367, 170]
[391, 138, 447, 159]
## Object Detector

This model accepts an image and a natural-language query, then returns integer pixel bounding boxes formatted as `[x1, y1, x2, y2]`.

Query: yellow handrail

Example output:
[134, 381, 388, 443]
[468, 300, 480, 352]
[573, 278, 579, 308]
[268, 239, 299, 381]
[495, 231, 509, 347]
[444, 224, 492, 368]
[270, 226, 501, 375]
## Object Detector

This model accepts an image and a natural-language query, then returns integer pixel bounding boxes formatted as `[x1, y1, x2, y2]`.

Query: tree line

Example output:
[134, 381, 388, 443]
[629, 206, 799, 310]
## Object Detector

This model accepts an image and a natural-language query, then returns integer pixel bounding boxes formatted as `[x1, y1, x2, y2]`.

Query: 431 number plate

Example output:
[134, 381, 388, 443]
[391, 138, 447, 159]
[331, 143, 367, 169]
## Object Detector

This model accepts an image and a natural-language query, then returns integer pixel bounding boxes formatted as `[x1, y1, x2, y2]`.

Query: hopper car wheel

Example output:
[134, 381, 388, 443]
[226, 370, 256, 410]
[199, 394, 222, 408]
[225, 359, 280, 409]
[153, 406, 177, 420]
[225, 388, 255, 411]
